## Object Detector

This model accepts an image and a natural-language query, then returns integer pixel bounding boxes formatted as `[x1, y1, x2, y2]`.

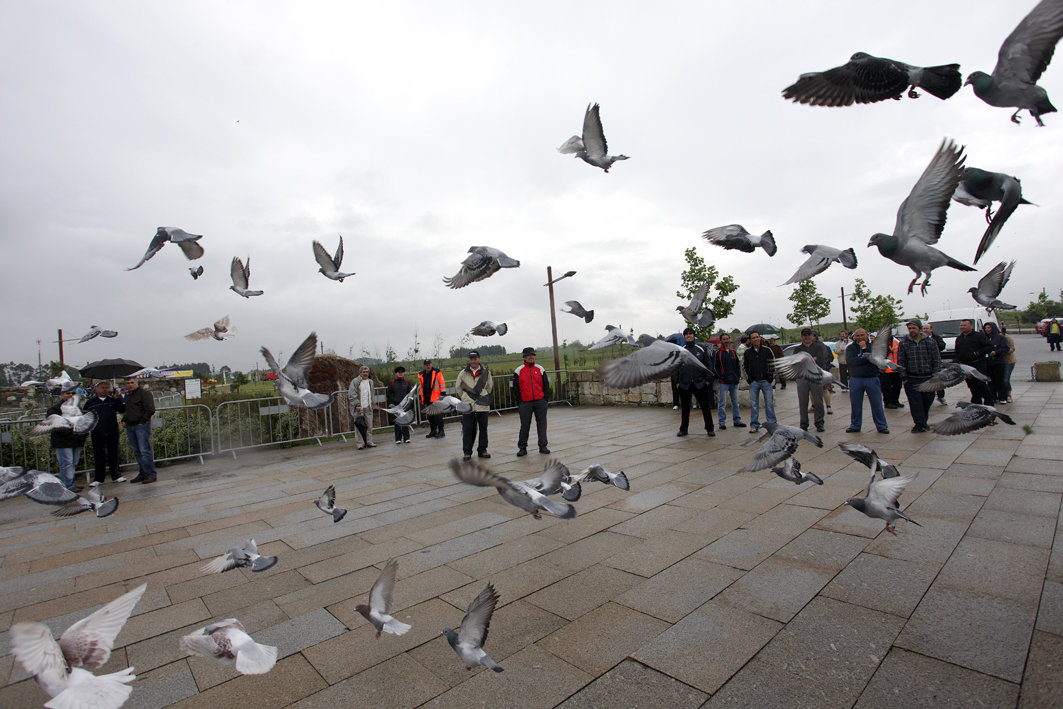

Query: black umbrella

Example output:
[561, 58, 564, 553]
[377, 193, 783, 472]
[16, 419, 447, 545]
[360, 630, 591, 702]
[78, 358, 144, 379]
[744, 323, 781, 335]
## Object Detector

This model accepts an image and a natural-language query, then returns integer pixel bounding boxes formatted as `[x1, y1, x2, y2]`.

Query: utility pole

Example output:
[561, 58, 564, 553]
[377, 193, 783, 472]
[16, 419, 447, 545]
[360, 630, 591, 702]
[838, 287, 849, 331]
[544, 267, 577, 374]
[57, 329, 64, 366]
[36, 339, 43, 380]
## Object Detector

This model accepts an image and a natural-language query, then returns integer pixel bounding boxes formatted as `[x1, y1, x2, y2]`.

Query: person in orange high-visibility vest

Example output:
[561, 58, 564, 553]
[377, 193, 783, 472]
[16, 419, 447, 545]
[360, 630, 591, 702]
[880, 333, 904, 409]
[419, 359, 448, 438]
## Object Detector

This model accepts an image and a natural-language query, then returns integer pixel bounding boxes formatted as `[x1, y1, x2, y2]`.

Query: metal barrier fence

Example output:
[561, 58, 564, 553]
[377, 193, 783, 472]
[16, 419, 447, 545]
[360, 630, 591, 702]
[215, 396, 330, 457]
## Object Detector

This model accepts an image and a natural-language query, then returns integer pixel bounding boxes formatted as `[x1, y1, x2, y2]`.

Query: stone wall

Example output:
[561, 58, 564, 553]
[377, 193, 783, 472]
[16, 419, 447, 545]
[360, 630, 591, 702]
[0, 386, 40, 410]
[570, 369, 751, 408]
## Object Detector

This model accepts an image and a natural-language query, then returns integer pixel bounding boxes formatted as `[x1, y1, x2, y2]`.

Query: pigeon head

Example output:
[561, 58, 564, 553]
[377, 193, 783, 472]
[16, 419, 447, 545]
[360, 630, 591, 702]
[845, 498, 866, 512]
[440, 628, 459, 646]
[964, 71, 992, 93]
[868, 233, 897, 256]
[967, 287, 979, 294]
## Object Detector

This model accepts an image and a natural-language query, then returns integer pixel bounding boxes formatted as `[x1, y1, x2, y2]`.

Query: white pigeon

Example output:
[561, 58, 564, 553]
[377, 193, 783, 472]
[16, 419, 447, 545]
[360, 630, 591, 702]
[355, 558, 411, 638]
[916, 363, 991, 392]
[313, 485, 347, 523]
[313, 235, 355, 282]
[127, 227, 205, 270]
[781, 245, 858, 285]
[10, 583, 146, 709]
[28, 394, 98, 436]
[740, 422, 823, 472]
[51, 488, 120, 518]
[0, 469, 78, 505]
[587, 325, 640, 350]
[773, 351, 849, 389]
[180, 619, 278, 675]
[469, 321, 507, 337]
[424, 396, 473, 417]
[969, 261, 1018, 310]
[229, 256, 264, 297]
[201, 538, 278, 575]
[450, 458, 577, 520]
[21, 370, 75, 390]
[127, 367, 166, 379]
[77, 326, 118, 343]
[441, 583, 504, 672]
[261, 333, 334, 410]
[702, 224, 777, 256]
[186, 315, 236, 341]
[846, 471, 921, 535]
[557, 103, 630, 173]
[443, 246, 520, 289]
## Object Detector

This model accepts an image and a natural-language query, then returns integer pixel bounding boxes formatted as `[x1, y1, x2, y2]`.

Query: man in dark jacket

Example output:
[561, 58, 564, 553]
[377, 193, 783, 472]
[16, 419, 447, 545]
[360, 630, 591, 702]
[676, 328, 716, 438]
[954, 319, 994, 405]
[48, 384, 86, 491]
[743, 331, 775, 432]
[983, 322, 1010, 404]
[387, 366, 414, 444]
[714, 333, 745, 430]
[512, 347, 552, 455]
[84, 381, 126, 485]
[792, 327, 832, 432]
[923, 323, 947, 405]
[896, 319, 942, 433]
[845, 328, 890, 434]
[122, 376, 157, 483]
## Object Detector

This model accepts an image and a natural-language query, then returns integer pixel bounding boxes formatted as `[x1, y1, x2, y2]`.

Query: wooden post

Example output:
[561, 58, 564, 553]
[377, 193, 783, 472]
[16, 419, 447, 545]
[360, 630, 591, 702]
[547, 267, 561, 374]
[58, 329, 64, 366]
[840, 287, 848, 331]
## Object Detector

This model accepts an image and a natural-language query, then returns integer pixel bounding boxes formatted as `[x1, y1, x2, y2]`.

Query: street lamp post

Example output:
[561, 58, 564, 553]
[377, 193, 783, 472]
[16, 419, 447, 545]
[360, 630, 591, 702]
[544, 267, 577, 374]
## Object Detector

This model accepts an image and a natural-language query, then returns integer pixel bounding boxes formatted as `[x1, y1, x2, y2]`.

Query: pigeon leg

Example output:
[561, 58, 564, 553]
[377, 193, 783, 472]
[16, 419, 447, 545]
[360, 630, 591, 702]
[983, 206, 994, 224]
[907, 276, 919, 295]
[1034, 112, 1045, 128]
[1010, 109, 1022, 125]
[375, 630, 382, 639]
[885, 523, 898, 536]
[920, 277, 931, 297]
[907, 88, 920, 99]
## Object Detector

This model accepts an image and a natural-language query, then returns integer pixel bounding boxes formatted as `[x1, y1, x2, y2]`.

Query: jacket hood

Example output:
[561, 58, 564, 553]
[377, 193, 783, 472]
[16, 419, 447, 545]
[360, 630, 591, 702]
[985, 322, 1000, 337]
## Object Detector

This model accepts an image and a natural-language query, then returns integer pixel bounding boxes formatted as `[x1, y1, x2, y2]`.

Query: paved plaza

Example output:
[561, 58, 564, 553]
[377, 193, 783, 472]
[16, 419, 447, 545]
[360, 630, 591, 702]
[1, 341, 1062, 708]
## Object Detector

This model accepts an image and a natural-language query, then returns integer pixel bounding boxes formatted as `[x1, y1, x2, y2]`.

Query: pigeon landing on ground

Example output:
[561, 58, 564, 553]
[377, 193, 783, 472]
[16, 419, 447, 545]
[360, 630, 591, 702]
[52, 488, 120, 518]
[702, 224, 777, 256]
[229, 256, 264, 297]
[424, 396, 473, 417]
[965, 0, 1063, 126]
[443, 247, 520, 289]
[846, 471, 921, 535]
[314, 485, 347, 523]
[740, 422, 823, 472]
[587, 325, 639, 350]
[262, 333, 334, 410]
[28, 394, 98, 436]
[181, 619, 278, 675]
[868, 138, 975, 295]
[562, 301, 594, 323]
[201, 538, 278, 574]
[449, 458, 577, 520]
[782, 52, 962, 106]
[677, 281, 716, 330]
[0, 469, 78, 505]
[599, 340, 710, 389]
[570, 464, 630, 491]
[781, 245, 858, 285]
[190, 265, 204, 280]
[969, 261, 1018, 310]
[867, 324, 905, 375]
[839, 442, 902, 479]
[313, 234, 355, 282]
[442, 583, 504, 672]
[772, 458, 824, 486]
[557, 103, 629, 172]
[916, 363, 992, 392]
[77, 326, 118, 343]
[470, 321, 507, 337]
[772, 352, 849, 389]
[10, 583, 146, 709]
[127, 227, 205, 270]
[931, 401, 1016, 435]
[355, 558, 411, 638]
[186, 315, 237, 341]
[952, 168, 1035, 263]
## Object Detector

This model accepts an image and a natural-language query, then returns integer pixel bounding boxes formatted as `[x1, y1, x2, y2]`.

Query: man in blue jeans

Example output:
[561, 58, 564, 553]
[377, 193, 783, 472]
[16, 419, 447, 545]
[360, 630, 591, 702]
[48, 383, 86, 491]
[122, 376, 157, 484]
[714, 333, 745, 430]
[845, 328, 890, 434]
[742, 331, 776, 432]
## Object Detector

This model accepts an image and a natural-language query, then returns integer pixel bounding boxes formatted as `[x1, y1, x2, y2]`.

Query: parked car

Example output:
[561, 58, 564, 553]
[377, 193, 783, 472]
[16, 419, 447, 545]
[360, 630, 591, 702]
[1036, 318, 1061, 336]
[927, 307, 999, 361]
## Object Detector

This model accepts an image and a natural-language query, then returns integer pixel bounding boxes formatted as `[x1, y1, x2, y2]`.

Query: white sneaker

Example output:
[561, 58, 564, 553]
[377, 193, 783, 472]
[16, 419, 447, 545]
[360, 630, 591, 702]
[89, 481, 100, 487]
[113, 476, 127, 483]
[672, 406, 679, 410]
[357, 445, 365, 450]
[395, 440, 403, 444]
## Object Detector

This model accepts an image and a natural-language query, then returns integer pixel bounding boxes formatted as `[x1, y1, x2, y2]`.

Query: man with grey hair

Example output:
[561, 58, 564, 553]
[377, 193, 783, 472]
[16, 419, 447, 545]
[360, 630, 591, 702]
[348, 366, 377, 449]
[896, 319, 941, 433]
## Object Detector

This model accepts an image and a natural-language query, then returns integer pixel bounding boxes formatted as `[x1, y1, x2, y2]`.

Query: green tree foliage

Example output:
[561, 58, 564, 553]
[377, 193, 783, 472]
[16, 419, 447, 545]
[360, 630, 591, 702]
[676, 246, 739, 339]
[849, 279, 905, 332]
[1020, 292, 1063, 323]
[233, 371, 249, 386]
[449, 345, 506, 358]
[786, 280, 832, 328]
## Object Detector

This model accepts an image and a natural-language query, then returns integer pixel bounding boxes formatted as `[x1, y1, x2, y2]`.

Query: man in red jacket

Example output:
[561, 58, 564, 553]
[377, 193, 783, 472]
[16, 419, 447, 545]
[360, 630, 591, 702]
[512, 347, 551, 456]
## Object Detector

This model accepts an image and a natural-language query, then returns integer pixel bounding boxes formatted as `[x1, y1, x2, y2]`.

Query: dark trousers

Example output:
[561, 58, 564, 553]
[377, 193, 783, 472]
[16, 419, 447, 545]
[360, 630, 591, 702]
[462, 411, 489, 455]
[91, 432, 121, 482]
[679, 384, 715, 433]
[517, 399, 548, 449]
[838, 364, 849, 386]
[670, 374, 680, 407]
[393, 424, 410, 442]
[880, 372, 903, 405]
[987, 363, 1008, 403]
[964, 363, 994, 405]
[426, 412, 444, 434]
[903, 376, 935, 427]
[797, 379, 824, 428]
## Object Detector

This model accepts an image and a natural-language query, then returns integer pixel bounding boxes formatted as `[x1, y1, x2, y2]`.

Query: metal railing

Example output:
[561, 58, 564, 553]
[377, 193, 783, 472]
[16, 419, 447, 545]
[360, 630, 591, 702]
[215, 395, 331, 457]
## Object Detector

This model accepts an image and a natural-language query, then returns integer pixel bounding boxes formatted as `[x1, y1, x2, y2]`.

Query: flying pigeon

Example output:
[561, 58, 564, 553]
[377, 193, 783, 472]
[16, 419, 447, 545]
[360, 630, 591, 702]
[229, 256, 264, 297]
[51, 488, 120, 518]
[21, 370, 75, 390]
[128, 367, 166, 378]
[470, 321, 507, 337]
[569, 464, 629, 491]
[772, 351, 849, 388]
[702, 224, 777, 256]
[0, 466, 25, 484]
[186, 315, 237, 341]
[782, 52, 962, 106]
[181, 619, 278, 675]
[424, 395, 474, 417]
[262, 332, 334, 410]
[449, 458, 577, 520]
[965, 0, 1063, 125]
[931, 401, 1017, 435]
[868, 138, 975, 295]
[952, 168, 1035, 263]
[28, 394, 98, 436]
[866, 324, 905, 375]
[969, 261, 1018, 310]
[442, 583, 504, 672]
[9, 583, 145, 709]
[443, 246, 520, 289]
[0, 469, 78, 505]
[77, 326, 118, 343]
[781, 245, 858, 285]
[127, 227, 205, 270]
[772, 458, 824, 486]
[599, 339, 711, 389]
[314, 485, 347, 523]
[382, 383, 419, 426]
[587, 325, 640, 350]
[916, 363, 992, 392]
[557, 103, 629, 172]
[313, 234, 355, 282]
[201, 538, 278, 575]
[190, 265, 204, 280]
[839, 442, 901, 478]
[740, 422, 823, 472]
[561, 301, 594, 323]
[677, 281, 717, 329]
[355, 558, 411, 638]
[846, 471, 921, 535]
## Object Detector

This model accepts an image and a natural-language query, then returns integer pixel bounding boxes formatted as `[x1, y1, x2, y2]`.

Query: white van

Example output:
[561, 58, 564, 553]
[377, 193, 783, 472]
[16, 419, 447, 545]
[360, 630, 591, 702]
[927, 307, 999, 360]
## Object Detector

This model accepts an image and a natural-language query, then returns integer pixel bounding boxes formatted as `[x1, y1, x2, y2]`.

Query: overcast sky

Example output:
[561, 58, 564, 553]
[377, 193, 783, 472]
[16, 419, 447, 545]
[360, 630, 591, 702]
[2, 1, 1060, 375]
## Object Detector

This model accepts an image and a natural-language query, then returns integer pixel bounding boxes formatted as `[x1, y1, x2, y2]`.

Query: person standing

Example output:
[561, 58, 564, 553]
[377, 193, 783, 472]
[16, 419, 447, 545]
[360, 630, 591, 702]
[1049, 318, 1062, 351]
[814, 331, 835, 415]
[512, 347, 551, 455]
[896, 319, 942, 433]
[880, 332, 904, 409]
[834, 331, 849, 386]
[955, 319, 994, 405]
[456, 351, 493, 460]
[49, 383, 86, 491]
[348, 366, 378, 449]
[676, 328, 716, 438]
[923, 323, 947, 405]
[743, 331, 775, 433]
[1002, 326, 1017, 403]
[845, 329, 890, 434]
[983, 322, 1011, 404]
[714, 333, 745, 430]
[83, 381, 126, 486]
[419, 359, 447, 438]
[792, 327, 831, 432]
[768, 336, 786, 389]
[122, 376, 156, 484]
[386, 366, 413, 444]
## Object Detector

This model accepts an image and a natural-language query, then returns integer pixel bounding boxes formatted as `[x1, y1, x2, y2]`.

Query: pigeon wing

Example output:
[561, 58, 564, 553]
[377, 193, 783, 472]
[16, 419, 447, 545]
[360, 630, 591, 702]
[773, 352, 822, 383]
[557, 135, 584, 154]
[740, 431, 798, 472]
[581, 103, 608, 159]
[702, 225, 755, 252]
[59, 584, 146, 670]
[839, 442, 879, 470]
[214, 315, 231, 334]
[687, 280, 711, 312]
[931, 406, 991, 435]
[449, 458, 521, 494]
[458, 584, 499, 650]
[977, 261, 1014, 299]
[369, 558, 399, 615]
[25, 472, 79, 505]
[231, 257, 249, 290]
[917, 364, 965, 391]
[333, 235, 344, 268]
[599, 341, 695, 389]
[126, 230, 169, 270]
[975, 178, 1024, 263]
[177, 240, 205, 261]
[782, 250, 833, 285]
[312, 240, 337, 272]
[283, 332, 318, 387]
[992, 0, 1063, 84]
[894, 139, 965, 246]
[260, 346, 283, 376]
[867, 473, 917, 510]
[870, 324, 894, 363]
[782, 54, 910, 106]
[9, 622, 68, 689]
[201, 550, 240, 575]
[185, 327, 216, 341]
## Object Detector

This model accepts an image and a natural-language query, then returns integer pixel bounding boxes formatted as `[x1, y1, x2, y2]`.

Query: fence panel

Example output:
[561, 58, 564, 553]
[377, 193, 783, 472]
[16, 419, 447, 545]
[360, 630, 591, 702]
[215, 396, 330, 457]
[325, 389, 391, 442]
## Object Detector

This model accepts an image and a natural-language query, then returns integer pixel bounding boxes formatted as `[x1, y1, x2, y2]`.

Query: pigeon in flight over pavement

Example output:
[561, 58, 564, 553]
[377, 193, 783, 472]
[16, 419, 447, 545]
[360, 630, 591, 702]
[969, 261, 1018, 310]
[0, 469, 79, 505]
[190, 265, 204, 280]
[449, 458, 577, 520]
[51, 488, 120, 518]
[470, 321, 507, 337]
[230, 256, 264, 297]
[562, 300, 595, 323]
[773, 351, 850, 388]
[314, 485, 347, 523]
[866, 324, 905, 375]
[557, 103, 629, 172]
[677, 281, 717, 329]
[588, 325, 639, 350]
[181, 619, 278, 675]
[740, 422, 823, 472]
[569, 464, 630, 491]
[772, 458, 823, 486]
[599, 339, 710, 389]
[313, 234, 355, 282]
[916, 363, 991, 392]
[424, 395, 473, 417]
[702, 225, 777, 256]
[382, 383, 419, 426]
[201, 538, 278, 574]
[931, 401, 1017, 435]
[186, 315, 237, 341]
[839, 442, 902, 478]
[262, 332, 334, 410]
[77, 326, 118, 343]
[952, 168, 1035, 263]
[355, 558, 412, 638]
[443, 247, 520, 289]
[127, 227, 205, 270]
[846, 471, 921, 534]
[781, 245, 858, 285]
[782, 52, 962, 106]
[442, 583, 504, 672]
[28, 394, 98, 436]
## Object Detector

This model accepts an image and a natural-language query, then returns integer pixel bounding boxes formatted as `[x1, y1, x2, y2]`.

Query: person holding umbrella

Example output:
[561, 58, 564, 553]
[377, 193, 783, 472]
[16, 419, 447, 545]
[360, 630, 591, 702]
[122, 376, 157, 483]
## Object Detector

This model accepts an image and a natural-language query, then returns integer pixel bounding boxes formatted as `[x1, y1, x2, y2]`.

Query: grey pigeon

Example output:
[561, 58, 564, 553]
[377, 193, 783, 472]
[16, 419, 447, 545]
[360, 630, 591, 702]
[441, 583, 504, 672]
[868, 139, 975, 295]
[773, 351, 849, 388]
[846, 471, 921, 535]
[969, 261, 1017, 310]
[557, 103, 629, 172]
[0, 469, 78, 505]
[599, 340, 710, 389]
[314, 485, 347, 523]
[839, 442, 901, 479]
[186, 314, 237, 341]
[355, 558, 411, 638]
[201, 538, 278, 574]
[588, 325, 639, 350]
[677, 281, 716, 330]
[127, 227, 205, 270]
[313, 234, 355, 282]
[449, 458, 577, 520]
[916, 363, 991, 392]
[190, 265, 204, 280]
[443, 246, 520, 289]
[702, 224, 777, 256]
[10, 584, 145, 709]
[424, 395, 474, 417]
[181, 619, 278, 675]
[740, 422, 823, 472]
[867, 324, 905, 375]
[931, 401, 1016, 435]
[51, 488, 120, 518]
[20, 370, 75, 390]
[229, 256, 264, 297]
[262, 333, 334, 410]
[77, 325, 118, 343]
[128, 366, 166, 378]
[965, 0, 1063, 126]
[783, 52, 962, 106]
[570, 463, 630, 491]
[562, 300, 594, 323]
[470, 321, 507, 337]
[781, 245, 858, 285]
[952, 168, 1035, 263]
[0, 466, 25, 484]
[771, 457, 823, 485]
[28, 394, 98, 436]
[382, 383, 419, 426]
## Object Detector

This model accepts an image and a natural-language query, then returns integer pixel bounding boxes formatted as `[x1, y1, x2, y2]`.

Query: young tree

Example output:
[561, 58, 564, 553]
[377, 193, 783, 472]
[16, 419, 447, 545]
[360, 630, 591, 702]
[786, 280, 832, 328]
[432, 332, 446, 359]
[850, 279, 905, 332]
[406, 328, 421, 362]
[676, 246, 739, 339]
